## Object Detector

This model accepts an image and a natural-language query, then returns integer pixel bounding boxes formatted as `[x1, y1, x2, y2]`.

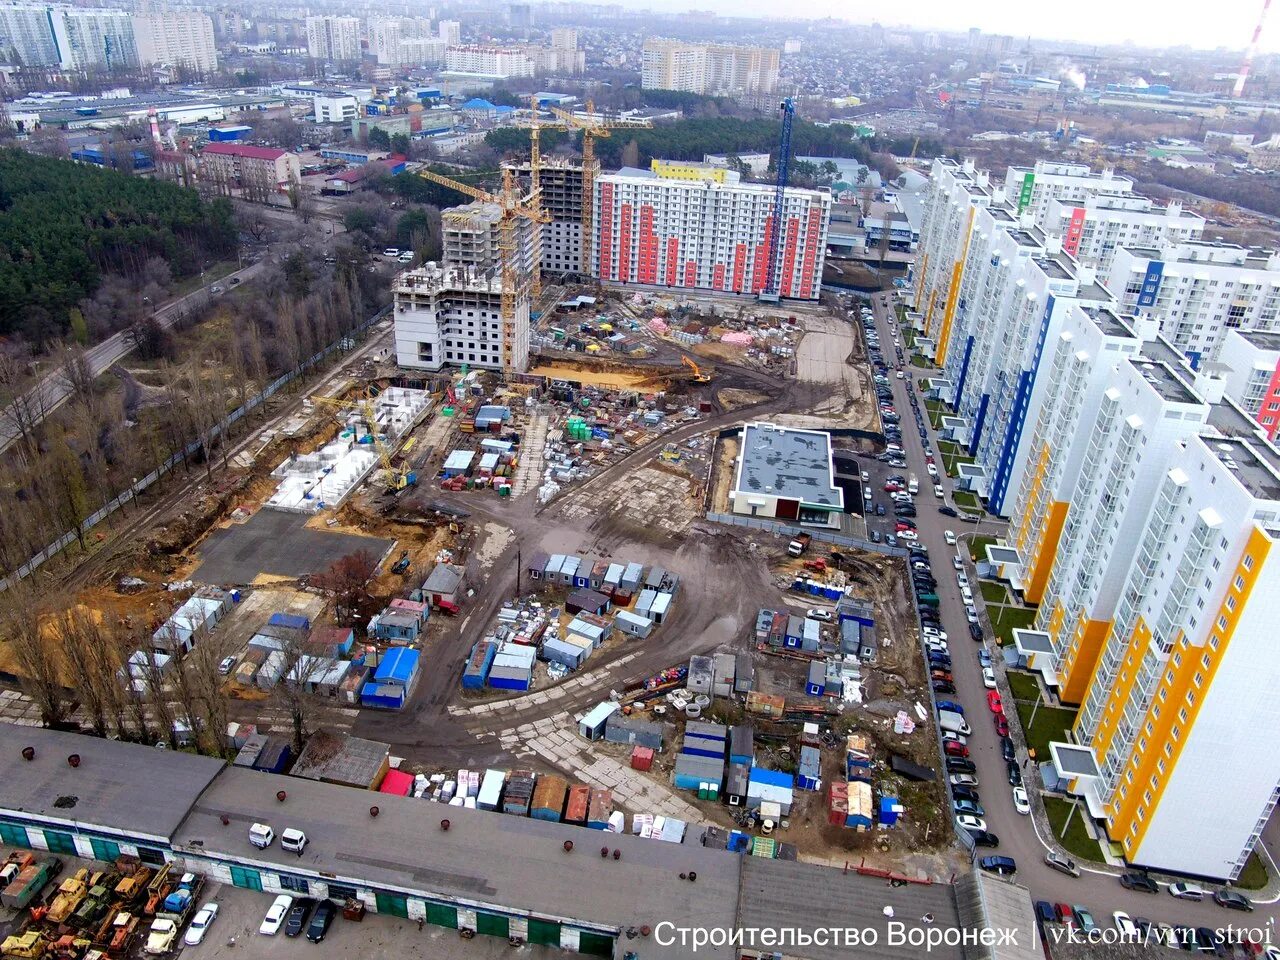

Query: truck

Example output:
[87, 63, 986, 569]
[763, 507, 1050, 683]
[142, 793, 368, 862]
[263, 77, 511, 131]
[938, 710, 972, 737]
[2, 857, 62, 910]
[70, 877, 117, 931]
[787, 533, 812, 557]
[0, 932, 48, 959]
[143, 918, 178, 955]
[908, 475, 919, 495]
[917, 593, 940, 607]
[157, 873, 203, 927]
[45, 868, 92, 924]
[113, 864, 152, 904]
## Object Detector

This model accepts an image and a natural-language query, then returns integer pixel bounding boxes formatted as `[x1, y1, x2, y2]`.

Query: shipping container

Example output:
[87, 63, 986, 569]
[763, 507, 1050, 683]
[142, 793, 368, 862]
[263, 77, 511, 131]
[603, 714, 664, 751]
[728, 725, 754, 767]
[563, 784, 590, 824]
[711, 653, 736, 698]
[680, 733, 725, 760]
[828, 782, 849, 827]
[478, 769, 505, 811]
[673, 753, 724, 792]
[502, 772, 536, 816]
[577, 701, 619, 740]
[462, 640, 497, 689]
[2, 858, 61, 910]
[531, 774, 568, 822]
[746, 691, 785, 718]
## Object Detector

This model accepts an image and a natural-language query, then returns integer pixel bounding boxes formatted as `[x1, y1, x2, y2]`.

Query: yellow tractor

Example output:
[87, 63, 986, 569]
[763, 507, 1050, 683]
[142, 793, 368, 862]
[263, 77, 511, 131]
[1, 932, 48, 960]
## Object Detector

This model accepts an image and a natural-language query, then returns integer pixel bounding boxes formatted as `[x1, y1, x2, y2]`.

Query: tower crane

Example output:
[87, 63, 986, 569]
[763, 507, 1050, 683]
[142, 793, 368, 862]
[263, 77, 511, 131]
[762, 97, 796, 302]
[309, 393, 412, 492]
[417, 168, 549, 373]
[545, 102, 651, 275]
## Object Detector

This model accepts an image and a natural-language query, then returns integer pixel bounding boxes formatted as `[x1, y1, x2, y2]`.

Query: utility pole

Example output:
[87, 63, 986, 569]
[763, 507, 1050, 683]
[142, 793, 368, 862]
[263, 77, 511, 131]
[516, 547, 522, 598]
[1059, 799, 1079, 840]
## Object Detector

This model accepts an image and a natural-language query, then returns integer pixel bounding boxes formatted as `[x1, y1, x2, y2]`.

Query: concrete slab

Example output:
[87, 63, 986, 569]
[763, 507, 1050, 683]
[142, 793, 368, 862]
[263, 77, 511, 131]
[193, 510, 395, 585]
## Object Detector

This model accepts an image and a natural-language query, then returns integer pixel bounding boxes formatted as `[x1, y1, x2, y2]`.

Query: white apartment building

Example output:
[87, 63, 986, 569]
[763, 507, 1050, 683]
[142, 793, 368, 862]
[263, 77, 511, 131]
[393, 263, 530, 373]
[2, 3, 138, 70]
[367, 16, 434, 66]
[314, 94, 358, 124]
[1218, 329, 1280, 441]
[1041, 194, 1205, 277]
[640, 38, 779, 95]
[1070, 429, 1280, 879]
[397, 36, 446, 66]
[132, 12, 216, 74]
[437, 19, 460, 46]
[1003, 160, 1134, 231]
[1106, 241, 1280, 366]
[444, 44, 533, 78]
[0, 2, 62, 65]
[592, 169, 830, 301]
[550, 27, 577, 52]
[306, 15, 360, 63]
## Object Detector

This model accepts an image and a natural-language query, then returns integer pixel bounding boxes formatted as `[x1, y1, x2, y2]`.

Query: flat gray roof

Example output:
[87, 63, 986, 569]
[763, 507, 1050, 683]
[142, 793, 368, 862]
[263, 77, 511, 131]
[986, 545, 1022, 564]
[738, 858, 964, 960]
[1050, 743, 1101, 778]
[1033, 255, 1071, 280]
[1131, 359, 1200, 404]
[1013, 629, 1055, 655]
[954, 869, 1040, 960]
[1239, 330, 1280, 352]
[1080, 305, 1135, 339]
[176, 768, 740, 958]
[290, 730, 389, 787]
[735, 423, 842, 509]
[0, 727, 224, 843]
[1200, 436, 1280, 502]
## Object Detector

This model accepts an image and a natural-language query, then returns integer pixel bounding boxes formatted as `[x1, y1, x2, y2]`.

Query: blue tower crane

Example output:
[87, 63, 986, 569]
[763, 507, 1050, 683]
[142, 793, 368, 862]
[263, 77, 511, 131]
[761, 97, 796, 302]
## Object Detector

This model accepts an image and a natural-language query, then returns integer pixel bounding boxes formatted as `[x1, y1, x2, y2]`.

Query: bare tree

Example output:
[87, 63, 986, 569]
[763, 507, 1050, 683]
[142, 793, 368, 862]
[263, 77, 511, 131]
[276, 628, 317, 755]
[312, 549, 378, 625]
[54, 604, 121, 738]
[60, 345, 98, 417]
[0, 344, 48, 463]
[0, 583, 67, 726]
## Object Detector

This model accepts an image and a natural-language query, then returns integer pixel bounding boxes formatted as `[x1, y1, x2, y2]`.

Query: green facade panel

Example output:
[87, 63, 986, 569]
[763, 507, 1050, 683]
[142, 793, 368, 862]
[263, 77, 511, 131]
[476, 912, 509, 938]
[425, 902, 457, 928]
[579, 931, 615, 956]
[528, 918, 561, 946]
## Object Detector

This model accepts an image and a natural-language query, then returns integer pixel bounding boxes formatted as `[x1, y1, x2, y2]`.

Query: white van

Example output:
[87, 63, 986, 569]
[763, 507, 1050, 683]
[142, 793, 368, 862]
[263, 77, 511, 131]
[249, 823, 275, 849]
[281, 828, 308, 854]
[938, 710, 972, 736]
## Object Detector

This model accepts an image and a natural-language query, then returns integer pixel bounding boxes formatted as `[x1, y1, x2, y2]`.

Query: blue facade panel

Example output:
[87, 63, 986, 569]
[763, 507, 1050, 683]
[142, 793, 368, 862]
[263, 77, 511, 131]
[1137, 261, 1164, 308]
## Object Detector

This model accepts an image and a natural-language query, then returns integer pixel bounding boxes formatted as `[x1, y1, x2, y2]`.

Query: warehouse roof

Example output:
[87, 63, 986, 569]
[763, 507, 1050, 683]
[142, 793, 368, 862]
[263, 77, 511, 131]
[734, 422, 843, 509]
[175, 768, 741, 959]
[0, 727, 224, 843]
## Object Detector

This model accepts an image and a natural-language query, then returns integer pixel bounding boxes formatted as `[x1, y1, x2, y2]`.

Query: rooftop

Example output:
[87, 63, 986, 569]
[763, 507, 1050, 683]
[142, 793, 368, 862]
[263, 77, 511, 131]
[202, 142, 289, 161]
[1080, 305, 1136, 339]
[393, 263, 506, 296]
[1032, 255, 1071, 280]
[290, 730, 389, 788]
[1130, 359, 1201, 405]
[0, 727, 224, 843]
[734, 423, 842, 509]
[1238, 330, 1280, 353]
[954, 870, 1040, 960]
[1200, 435, 1280, 503]
[175, 768, 742, 959]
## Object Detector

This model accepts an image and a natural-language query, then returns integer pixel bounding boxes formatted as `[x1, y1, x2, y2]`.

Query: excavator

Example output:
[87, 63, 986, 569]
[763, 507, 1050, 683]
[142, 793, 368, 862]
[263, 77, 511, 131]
[681, 356, 712, 383]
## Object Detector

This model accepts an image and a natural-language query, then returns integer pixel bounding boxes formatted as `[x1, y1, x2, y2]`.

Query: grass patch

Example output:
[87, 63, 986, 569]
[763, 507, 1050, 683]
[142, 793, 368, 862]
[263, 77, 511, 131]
[1006, 671, 1042, 703]
[968, 535, 995, 560]
[1236, 851, 1269, 890]
[1043, 796, 1103, 863]
[910, 354, 931, 368]
[951, 490, 979, 509]
[1015, 701, 1077, 762]
[924, 399, 944, 430]
[980, 579, 1008, 605]
[989, 604, 1037, 646]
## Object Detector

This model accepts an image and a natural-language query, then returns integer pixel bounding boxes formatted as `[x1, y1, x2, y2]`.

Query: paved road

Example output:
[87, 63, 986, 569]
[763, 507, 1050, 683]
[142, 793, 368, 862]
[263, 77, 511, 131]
[868, 292, 1279, 937]
[0, 259, 266, 455]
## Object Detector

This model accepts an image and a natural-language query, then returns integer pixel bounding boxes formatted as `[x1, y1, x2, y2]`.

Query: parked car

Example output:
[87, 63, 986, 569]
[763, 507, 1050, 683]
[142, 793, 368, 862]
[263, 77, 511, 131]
[1074, 907, 1098, 934]
[969, 830, 1000, 848]
[939, 506, 959, 517]
[1214, 889, 1253, 912]
[943, 741, 969, 758]
[987, 690, 1003, 712]
[951, 786, 980, 803]
[944, 530, 956, 545]
[932, 680, 956, 694]
[284, 898, 316, 937]
[259, 895, 293, 936]
[995, 715, 1009, 737]
[1169, 882, 1207, 901]
[1012, 786, 1030, 815]
[306, 902, 337, 943]
[1120, 871, 1159, 894]
[969, 623, 985, 641]
[1035, 901, 1056, 924]
[1000, 737, 1016, 763]
[949, 773, 978, 787]
[1113, 912, 1137, 938]
[979, 856, 1016, 876]
[218, 655, 237, 675]
[982, 667, 997, 689]
[805, 609, 833, 622]
[953, 799, 985, 817]
[1044, 851, 1079, 878]
[184, 903, 219, 946]
[1007, 760, 1022, 786]
[1055, 903, 1075, 925]
[947, 757, 976, 774]
[977, 648, 992, 667]
[955, 814, 987, 832]
[936, 700, 964, 715]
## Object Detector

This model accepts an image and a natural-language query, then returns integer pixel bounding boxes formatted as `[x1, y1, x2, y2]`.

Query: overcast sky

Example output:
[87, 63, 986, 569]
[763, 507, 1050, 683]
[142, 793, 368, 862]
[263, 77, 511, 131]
[646, 0, 1277, 54]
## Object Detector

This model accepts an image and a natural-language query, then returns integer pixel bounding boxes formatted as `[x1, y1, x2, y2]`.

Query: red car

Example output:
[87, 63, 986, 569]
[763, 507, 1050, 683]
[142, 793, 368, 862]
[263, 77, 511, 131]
[987, 690, 1003, 713]
[884, 482, 901, 492]
[1055, 903, 1074, 926]
[943, 740, 969, 758]
[995, 715, 1009, 737]
[931, 670, 953, 683]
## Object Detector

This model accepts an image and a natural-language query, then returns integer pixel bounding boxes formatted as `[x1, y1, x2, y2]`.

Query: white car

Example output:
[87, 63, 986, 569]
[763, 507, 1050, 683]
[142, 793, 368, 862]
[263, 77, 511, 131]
[896, 370, 904, 379]
[1012, 786, 1030, 815]
[860, 471, 870, 482]
[259, 895, 293, 935]
[1113, 911, 1137, 938]
[956, 572, 969, 588]
[949, 773, 978, 787]
[944, 530, 956, 545]
[934, 484, 944, 499]
[961, 587, 973, 604]
[898, 530, 918, 542]
[966, 606, 979, 623]
[382, 248, 400, 257]
[806, 609, 833, 622]
[923, 629, 948, 642]
[955, 814, 987, 832]
[184, 903, 219, 946]
[982, 667, 997, 689]
[927, 463, 939, 477]
[952, 556, 964, 570]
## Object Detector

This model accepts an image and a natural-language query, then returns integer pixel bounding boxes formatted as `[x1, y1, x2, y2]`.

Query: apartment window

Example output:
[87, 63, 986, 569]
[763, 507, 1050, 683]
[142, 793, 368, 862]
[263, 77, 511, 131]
[1233, 574, 1246, 591]
[1244, 555, 1255, 571]
[1217, 615, 1229, 631]
[1178, 707, 1188, 724]
[1226, 596, 1237, 613]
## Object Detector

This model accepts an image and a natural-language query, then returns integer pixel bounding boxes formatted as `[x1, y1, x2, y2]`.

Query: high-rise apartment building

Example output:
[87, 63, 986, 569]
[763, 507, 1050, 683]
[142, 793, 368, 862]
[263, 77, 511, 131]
[306, 15, 360, 63]
[1041, 195, 1204, 278]
[0, 2, 61, 66]
[1106, 241, 1280, 366]
[550, 27, 577, 52]
[393, 264, 530, 373]
[506, 155, 596, 275]
[367, 16, 434, 66]
[437, 19, 460, 46]
[640, 38, 779, 95]
[1218, 329, 1280, 441]
[592, 168, 830, 300]
[1004, 160, 1134, 230]
[444, 44, 533, 77]
[3, 4, 140, 71]
[132, 11, 217, 74]
[441, 201, 539, 278]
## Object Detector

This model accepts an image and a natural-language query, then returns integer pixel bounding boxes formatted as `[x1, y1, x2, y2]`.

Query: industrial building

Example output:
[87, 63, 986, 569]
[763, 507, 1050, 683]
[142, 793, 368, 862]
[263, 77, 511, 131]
[1105, 240, 1280, 365]
[641, 38, 780, 95]
[506, 155, 596, 276]
[1218, 328, 1280, 440]
[131, 11, 217, 74]
[593, 168, 830, 300]
[198, 143, 301, 191]
[393, 263, 530, 373]
[729, 423, 843, 528]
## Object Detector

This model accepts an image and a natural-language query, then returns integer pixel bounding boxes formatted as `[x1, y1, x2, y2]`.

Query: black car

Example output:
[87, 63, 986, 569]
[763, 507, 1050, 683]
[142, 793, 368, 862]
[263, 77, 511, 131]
[284, 898, 316, 938]
[1214, 889, 1253, 911]
[939, 506, 959, 518]
[969, 623, 984, 641]
[969, 830, 1000, 848]
[1007, 760, 1022, 786]
[306, 901, 337, 943]
[1119, 871, 1159, 894]
[928, 655, 951, 668]
[952, 786, 980, 803]
[1000, 737, 1016, 763]
[932, 680, 956, 694]
[875, 504, 886, 516]
[946, 757, 976, 774]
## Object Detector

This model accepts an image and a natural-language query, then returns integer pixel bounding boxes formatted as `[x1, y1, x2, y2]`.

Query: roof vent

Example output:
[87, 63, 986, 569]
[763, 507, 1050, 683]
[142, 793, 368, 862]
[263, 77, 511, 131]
[67, 754, 80, 768]
[21, 746, 35, 761]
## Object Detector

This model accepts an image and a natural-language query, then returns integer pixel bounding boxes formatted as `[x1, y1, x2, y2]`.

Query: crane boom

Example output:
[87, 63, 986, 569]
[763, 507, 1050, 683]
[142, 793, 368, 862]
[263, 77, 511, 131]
[764, 98, 796, 301]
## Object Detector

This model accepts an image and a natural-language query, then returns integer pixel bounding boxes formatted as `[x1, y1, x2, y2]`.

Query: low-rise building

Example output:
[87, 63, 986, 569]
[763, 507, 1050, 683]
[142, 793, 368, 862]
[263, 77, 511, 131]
[199, 143, 300, 190]
[729, 423, 844, 528]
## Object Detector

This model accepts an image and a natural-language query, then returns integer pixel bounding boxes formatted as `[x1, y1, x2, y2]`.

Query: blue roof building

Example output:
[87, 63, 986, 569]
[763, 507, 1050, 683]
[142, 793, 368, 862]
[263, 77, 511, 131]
[361, 648, 421, 710]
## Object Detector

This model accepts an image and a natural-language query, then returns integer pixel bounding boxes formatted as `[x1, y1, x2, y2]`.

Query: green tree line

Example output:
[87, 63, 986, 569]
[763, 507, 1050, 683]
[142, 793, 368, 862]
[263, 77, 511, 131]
[0, 148, 237, 345]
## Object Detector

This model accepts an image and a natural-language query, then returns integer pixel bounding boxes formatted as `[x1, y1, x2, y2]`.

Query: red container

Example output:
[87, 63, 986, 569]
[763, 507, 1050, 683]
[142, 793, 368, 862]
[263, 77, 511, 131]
[630, 745, 655, 771]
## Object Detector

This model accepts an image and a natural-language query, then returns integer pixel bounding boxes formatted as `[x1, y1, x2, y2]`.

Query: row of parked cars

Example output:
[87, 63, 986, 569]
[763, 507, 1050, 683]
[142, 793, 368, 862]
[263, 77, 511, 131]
[1034, 898, 1266, 955]
[260, 894, 337, 942]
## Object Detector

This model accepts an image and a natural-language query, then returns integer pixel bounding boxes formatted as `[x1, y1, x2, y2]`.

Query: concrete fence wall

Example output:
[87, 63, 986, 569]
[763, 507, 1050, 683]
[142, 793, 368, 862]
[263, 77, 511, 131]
[704, 511, 908, 560]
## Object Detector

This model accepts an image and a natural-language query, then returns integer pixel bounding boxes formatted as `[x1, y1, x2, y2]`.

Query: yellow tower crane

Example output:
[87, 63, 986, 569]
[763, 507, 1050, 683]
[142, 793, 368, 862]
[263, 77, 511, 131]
[545, 102, 651, 275]
[309, 393, 411, 492]
[416, 167, 549, 374]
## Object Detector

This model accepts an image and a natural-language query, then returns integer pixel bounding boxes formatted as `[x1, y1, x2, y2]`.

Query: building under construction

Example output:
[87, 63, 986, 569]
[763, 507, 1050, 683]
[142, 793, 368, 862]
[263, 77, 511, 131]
[443, 200, 540, 276]
[505, 155, 598, 276]
[393, 263, 530, 373]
